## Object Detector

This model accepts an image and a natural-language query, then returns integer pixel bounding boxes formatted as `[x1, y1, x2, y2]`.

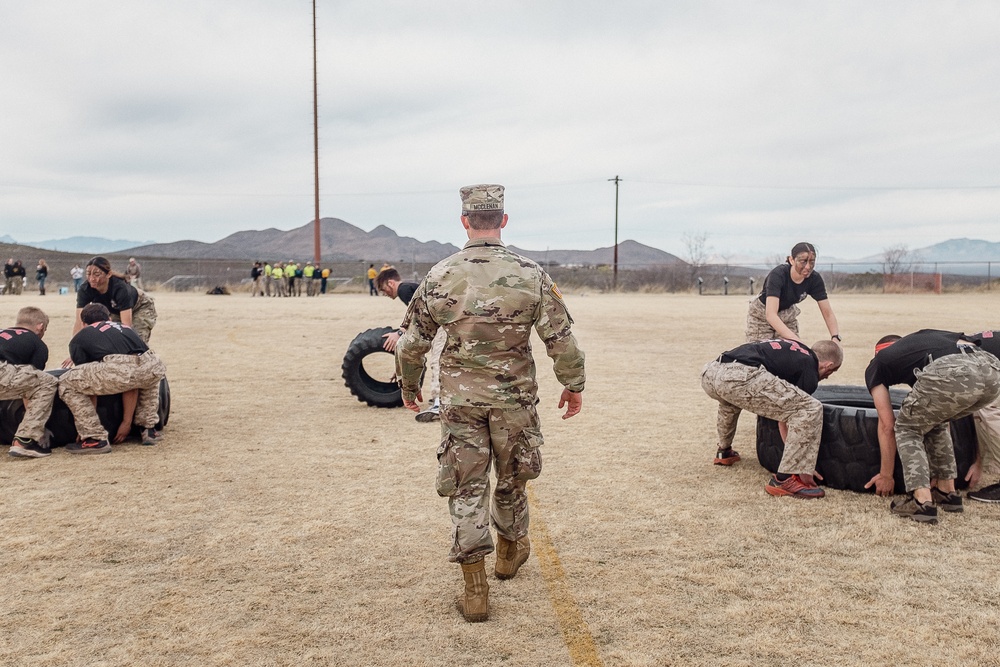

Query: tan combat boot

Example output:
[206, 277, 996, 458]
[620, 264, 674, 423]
[456, 560, 489, 622]
[495, 535, 530, 580]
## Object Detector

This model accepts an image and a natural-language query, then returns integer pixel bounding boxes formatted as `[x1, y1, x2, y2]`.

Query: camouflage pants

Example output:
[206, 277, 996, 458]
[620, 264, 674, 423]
[0, 362, 58, 441]
[109, 291, 157, 343]
[437, 404, 544, 564]
[973, 402, 1000, 473]
[701, 359, 823, 474]
[58, 351, 166, 440]
[896, 350, 1000, 492]
[426, 328, 446, 403]
[745, 298, 800, 343]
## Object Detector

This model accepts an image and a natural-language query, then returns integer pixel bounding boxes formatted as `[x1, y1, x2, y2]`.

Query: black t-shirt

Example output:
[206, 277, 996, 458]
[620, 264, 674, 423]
[0, 327, 48, 370]
[69, 321, 149, 365]
[721, 339, 820, 394]
[397, 282, 419, 306]
[251, 266, 261, 279]
[966, 330, 1000, 357]
[756, 263, 828, 311]
[864, 329, 968, 390]
[11, 265, 25, 278]
[76, 275, 138, 315]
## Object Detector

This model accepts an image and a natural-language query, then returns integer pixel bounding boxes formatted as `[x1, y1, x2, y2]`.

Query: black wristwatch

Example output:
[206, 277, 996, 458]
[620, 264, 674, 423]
[832, 334, 842, 342]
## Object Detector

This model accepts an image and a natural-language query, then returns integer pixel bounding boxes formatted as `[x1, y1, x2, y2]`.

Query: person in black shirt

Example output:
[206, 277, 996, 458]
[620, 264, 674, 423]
[72, 256, 157, 344]
[745, 242, 841, 345]
[10, 260, 26, 295]
[376, 267, 443, 423]
[864, 329, 1000, 523]
[701, 338, 842, 498]
[1, 307, 58, 458]
[58, 304, 167, 455]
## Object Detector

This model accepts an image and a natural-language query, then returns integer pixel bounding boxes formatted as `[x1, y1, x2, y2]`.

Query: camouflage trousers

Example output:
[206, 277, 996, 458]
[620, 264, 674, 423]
[426, 328, 446, 404]
[745, 298, 800, 343]
[109, 291, 157, 343]
[896, 349, 1000, 492]
[973, 402, 1000, 473]
[437, 404, 544, 564]
[701, 359, 823, 475]
[0, 362, 58, 441]
[58, 351, 166, 440]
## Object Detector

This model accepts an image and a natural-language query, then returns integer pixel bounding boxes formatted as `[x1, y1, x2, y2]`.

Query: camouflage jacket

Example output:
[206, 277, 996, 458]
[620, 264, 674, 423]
[395, 238, 586, 408]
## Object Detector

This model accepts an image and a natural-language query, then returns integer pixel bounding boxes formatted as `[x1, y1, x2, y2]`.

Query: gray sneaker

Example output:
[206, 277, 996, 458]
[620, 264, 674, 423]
[9, 437, 51, 459]
[930, 487, 964, 512]
[415, 403, 440, 423]
[140, 428, 163, 446]
[968, 482, 1000, 504]
[890, 494, 939, 524]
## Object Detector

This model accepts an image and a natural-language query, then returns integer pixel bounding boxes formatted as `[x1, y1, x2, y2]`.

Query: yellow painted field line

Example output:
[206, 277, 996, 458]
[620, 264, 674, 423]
[528, 486, 605, 667]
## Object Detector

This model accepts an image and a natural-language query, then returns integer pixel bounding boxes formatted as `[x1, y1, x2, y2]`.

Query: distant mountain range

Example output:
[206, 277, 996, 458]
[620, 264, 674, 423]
[0, 235, 153, 253]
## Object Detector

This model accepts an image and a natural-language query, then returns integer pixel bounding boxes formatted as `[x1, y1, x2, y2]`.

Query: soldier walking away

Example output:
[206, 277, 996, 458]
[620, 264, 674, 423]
[58, 304, 166, 455]
[396, 184, 586, 623]
[2, 307, 58, 458]
[702, 338, 842, 497]
[865, 329, 1000, 523]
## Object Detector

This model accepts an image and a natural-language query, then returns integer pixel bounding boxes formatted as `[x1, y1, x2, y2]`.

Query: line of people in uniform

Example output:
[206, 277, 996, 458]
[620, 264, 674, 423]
[250, 260, 329, 297]
[702, 241, 1000, 524]
[0, 256, 166, 458]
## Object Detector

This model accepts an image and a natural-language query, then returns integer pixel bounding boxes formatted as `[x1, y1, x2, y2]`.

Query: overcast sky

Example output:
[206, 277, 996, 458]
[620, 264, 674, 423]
[2, 1, 998, 260]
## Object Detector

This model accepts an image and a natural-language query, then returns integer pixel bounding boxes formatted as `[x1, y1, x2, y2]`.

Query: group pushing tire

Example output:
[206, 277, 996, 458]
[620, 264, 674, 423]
[0, 369, 171, 447]
[756, 384, 977, 493]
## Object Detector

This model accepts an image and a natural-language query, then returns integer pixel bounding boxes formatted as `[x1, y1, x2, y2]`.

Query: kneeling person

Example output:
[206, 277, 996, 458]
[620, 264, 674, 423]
[701, 338, 843, 497]
[2, 307, 58, 458]
[59, 304, 167, 454]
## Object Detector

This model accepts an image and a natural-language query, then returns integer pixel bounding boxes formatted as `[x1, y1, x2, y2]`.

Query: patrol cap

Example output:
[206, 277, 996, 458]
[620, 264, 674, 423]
[460, 184, 504, 214]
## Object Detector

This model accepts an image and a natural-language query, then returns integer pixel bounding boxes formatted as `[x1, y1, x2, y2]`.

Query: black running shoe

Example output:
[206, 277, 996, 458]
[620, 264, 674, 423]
[968, 482, 1000, 504]
[890, 493, 939, 524]
[8, 437, 51, 459]
[66, 438, 111, 455]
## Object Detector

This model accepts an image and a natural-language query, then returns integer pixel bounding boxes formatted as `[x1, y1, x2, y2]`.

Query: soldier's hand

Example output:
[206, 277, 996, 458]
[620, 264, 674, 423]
[864, 472, 895, 496]
[965, 460, 982, 489]
[61, 357, 74, 369]
[382, 331, 401, 352]
[558, 389, 582, 420]
[112, 422, 131, 444]
[403, 398, 420, 413]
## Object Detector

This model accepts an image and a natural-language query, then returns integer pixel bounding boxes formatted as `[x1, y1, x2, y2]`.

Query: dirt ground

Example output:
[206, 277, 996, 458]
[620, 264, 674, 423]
[2, 289, 999, 667]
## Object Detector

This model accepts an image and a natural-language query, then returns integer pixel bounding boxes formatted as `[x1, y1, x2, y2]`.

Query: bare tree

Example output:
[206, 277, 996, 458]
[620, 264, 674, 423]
[882, 244, 911, 275]
[682, 231, 710, 282]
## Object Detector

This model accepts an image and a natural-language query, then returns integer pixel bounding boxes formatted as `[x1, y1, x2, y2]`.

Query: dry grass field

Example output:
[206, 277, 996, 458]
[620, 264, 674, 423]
[2, 289, 1000, 666]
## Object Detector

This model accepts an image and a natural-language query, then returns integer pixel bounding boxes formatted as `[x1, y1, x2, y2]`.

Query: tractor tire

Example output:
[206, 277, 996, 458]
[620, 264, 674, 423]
[342, 326, 403, 408]
[755, 384, 977, 493]
[0, 369, 171, 447]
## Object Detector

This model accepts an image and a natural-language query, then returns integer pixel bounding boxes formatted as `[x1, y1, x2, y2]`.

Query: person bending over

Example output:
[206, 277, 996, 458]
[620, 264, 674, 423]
[1, 307, 58, 458]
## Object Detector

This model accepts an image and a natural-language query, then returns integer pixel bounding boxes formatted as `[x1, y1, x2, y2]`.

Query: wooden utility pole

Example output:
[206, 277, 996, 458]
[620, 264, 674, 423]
[312, 0, 321, 264]
[608, 175, 621, 290]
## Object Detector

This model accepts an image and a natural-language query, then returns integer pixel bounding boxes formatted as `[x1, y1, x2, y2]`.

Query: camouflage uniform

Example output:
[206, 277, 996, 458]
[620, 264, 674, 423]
[426, 327, 446, 404]
[58, 351, 166, 441]
[119, 290, 157, 343]
[396, 236, 585, 564]
[745, 298, 800, 343]
[701, 359, 822, 474]
[896, 349, 1000, 492]
[0, 362, 57, 442]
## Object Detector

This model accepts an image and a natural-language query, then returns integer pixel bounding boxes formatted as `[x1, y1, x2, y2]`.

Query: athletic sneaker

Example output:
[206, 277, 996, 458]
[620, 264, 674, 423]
[968, 482, 1000, 504]
[713, 447, 741, 466]
[930, 487, 964, 513]
[890, 494, 939, 524]
[765, 474, 825, 498]
[8, 436, 51, 459]
[140, 428, 163, 446]
[415, 403, 440, 423]
[66, 438, 111, 455]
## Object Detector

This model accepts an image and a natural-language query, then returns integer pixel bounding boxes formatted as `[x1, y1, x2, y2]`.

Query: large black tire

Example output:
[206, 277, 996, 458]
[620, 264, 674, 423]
[0, 369, 171, 447]
[755, 384, 977, 493]
[342, 327, 403, 408]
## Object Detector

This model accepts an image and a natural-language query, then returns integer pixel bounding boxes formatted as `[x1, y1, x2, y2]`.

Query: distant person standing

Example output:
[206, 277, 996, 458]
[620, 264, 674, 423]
[746, 242, 841, 345]
[125, 257, 143, 290]
[320, 266, 330, 294]
[70, 264, 85, 292]
[250, 262, 264, 297]
[35, 259, 48, 295]
[11, 260, 25, 295]
[367, 264, 377, 295]
[3, 259, 14, 295]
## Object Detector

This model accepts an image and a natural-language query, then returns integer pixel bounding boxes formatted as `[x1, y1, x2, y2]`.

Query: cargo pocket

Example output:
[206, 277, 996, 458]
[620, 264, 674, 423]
[435, 436, 460, 497]
[512, 429, 544, 481]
